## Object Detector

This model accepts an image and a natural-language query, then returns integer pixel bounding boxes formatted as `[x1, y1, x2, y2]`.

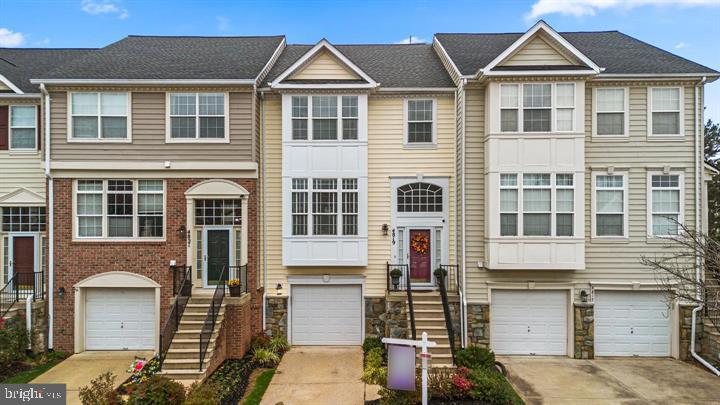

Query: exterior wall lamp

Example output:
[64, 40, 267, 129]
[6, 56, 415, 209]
[580, 289, 589, 303]
[177, 225, 187, 241]
[382, 224, 389, 236]
[276, 283, 282, 296]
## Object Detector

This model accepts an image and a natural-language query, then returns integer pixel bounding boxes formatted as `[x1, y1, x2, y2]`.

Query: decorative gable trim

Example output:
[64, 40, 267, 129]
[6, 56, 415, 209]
[0, 73, 24, 94]
[480, 20, 601, 77]
[0, 188, 45, 207]
[269, 39, 378, 88]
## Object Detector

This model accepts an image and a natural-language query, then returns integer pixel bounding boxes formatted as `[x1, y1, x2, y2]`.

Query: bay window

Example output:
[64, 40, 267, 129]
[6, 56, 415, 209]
[595, 88, 627, 136]
[649, 87, 681, 136]
[290, 95, 359, 141]
[291, 177, 360, 236]
[649, 174, 682, 236]
[10, 106, 37, 150]
[594, 174, 626, 237]
[499, 83, 576, 133]
[70, 92, 129, 140]
[168, 93, 227, 141]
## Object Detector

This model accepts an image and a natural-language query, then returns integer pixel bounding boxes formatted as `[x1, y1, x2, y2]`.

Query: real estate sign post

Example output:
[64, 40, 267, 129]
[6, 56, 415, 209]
[383, 332, 436, 405]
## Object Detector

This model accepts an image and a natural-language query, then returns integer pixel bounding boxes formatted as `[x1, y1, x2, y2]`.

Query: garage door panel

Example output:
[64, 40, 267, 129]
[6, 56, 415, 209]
[85, 288, 155, 351]
[291, 285, 362, 345]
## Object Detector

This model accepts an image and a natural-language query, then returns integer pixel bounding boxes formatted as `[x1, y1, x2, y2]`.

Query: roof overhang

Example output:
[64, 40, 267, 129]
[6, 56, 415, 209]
[30, 79, 257, 85]
[0, 73, 24, 94]
[269, 39, 378, 89]
[595, 73, 720, 83]
[0, 93, 40, 99]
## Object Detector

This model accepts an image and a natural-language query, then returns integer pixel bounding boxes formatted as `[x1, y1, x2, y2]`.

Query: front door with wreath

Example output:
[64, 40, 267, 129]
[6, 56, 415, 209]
[409, 229, 432, 283]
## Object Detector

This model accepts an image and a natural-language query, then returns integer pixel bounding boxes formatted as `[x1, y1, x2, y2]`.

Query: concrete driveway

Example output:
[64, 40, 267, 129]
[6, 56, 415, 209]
[32, 351, 153, 404]
[502, 356, 720, 404]
[261, 346, 364, 405]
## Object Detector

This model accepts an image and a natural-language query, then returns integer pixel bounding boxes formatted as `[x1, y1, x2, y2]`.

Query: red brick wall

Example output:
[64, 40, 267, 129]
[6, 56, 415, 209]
[52, 177, 259, 352]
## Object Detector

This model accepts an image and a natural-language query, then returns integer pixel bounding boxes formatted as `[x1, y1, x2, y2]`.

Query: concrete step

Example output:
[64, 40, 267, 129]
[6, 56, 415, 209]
[181, 311, 224, 322]
[170, 338, 217, 350]
[409, 302, 444, 311]
[414, 318, 447, 327]
[162, 357, 211, 370]
[166, 348, 203, 360]
[157, 369, 206, 382]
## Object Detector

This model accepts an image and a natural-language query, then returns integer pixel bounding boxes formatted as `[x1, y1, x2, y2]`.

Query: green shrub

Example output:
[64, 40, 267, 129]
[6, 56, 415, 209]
[250, 332, 271, 351]
[78, 372, 123, 405]
[268, 336, 289, 355]
[184, 382, 220, 405]
[456, 345, 495, 371]
[362, 336, 384, 354]
[469, 368, 523, 405]
[252, 348, 280, 367]
[206, 357, 256, 404]
[365, 347, 384, 367]
[378, 386, 421, 405]
[127, 375, 185, 405]
[0, 316, 29, 370]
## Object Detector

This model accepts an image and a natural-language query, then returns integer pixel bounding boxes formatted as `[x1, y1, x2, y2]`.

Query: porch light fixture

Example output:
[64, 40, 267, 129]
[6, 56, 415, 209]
[382, 224, 389, 236]
[276, 283, 282, 296]
[57, 287, 65, 298]
[177, 225, 187, 241]
[580, 289, 588, 303]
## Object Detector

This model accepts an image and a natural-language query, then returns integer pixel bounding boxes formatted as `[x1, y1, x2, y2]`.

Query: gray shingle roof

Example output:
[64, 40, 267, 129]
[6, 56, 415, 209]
[435, 31, 718, 76]
[40, 35, 285, 80]
[0, 48, 94, 93]
[266, 44, 455, 88]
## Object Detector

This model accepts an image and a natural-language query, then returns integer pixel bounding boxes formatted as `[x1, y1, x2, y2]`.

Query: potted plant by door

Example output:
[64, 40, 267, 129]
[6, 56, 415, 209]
[389, 268, 403, 291]
[228, 279, 242, 297]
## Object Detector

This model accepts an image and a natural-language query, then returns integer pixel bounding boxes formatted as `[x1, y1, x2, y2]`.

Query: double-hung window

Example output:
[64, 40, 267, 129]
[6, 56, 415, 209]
[312, 179, 337, 235]
[523, 84, 552, 132]
[499, 83, 575, 133]
[500, 86, 519, 132]
[499, 174, 518, 236]
[406, 99, 435, 144]
[291, 177, 359, 236]
[342, 179, 358, 235]
[290, 95, 359, 140]
[649, 87, 682, 136]
[555, 174, 574, 236]
[75, 179, 164, 239]
[9, 105, 37, 150]
[522, 173, 552, 236]
[649, 174, 682, 236]
[70, 92, 128, 140]
[291, 179, 308, 235]
[169, 93, 226, 141]
[594, 174, 626, 237]
[595, 88, 627, 136]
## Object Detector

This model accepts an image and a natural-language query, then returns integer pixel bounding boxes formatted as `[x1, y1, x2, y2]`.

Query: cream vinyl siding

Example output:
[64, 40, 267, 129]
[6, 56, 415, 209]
[262, 94, 456, 297]
[462, 82, 700, 303]
[290, 51, 360, 81]
[501, 36, 574, 67]
[49, 89, 254, 161]
[0, 99, 45, 199]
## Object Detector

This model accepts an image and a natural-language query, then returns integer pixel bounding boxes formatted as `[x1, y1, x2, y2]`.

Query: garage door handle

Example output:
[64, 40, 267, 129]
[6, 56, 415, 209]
[630, 327, 633, 334]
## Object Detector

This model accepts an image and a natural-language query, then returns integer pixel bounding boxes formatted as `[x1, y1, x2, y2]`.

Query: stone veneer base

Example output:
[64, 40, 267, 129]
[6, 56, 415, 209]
[574, 303, 594, 359]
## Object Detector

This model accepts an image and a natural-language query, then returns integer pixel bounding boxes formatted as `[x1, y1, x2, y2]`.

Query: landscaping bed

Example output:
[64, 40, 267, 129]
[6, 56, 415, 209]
[362, 337, 524, 405]
[0, 315, 68, 384]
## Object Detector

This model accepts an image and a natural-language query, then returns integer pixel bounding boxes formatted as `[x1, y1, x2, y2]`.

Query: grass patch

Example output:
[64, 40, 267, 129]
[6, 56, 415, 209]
[2, 352, 68, 384]
[242, 369, 275, 405]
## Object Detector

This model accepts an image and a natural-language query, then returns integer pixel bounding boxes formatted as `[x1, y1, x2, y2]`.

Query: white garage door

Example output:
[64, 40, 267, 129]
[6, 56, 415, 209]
[291, 285, 362, 345]
[595, 291, 670, 357]
[491, 290, 567, 355]
[85, 288, 155, 350]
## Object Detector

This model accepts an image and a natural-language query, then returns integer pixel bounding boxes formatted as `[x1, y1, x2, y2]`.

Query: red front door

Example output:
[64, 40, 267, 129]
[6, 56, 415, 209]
[409, 229, 431, 283]
[11, 237, 35, 289]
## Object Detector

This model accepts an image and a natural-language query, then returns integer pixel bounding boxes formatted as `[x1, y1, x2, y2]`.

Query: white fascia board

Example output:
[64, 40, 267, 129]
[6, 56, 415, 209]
[480, 20, 601, 77]
[256, 37, 287, 86]
[0, 73, 24, 94]
[271, 83, 378, 90]
[596, 73, 719, 82]
[378, 87, 456, 92]
[0, 93, 41, 99]
[50, 161, 258, 171]
[432, 36, 463, 81]
[269, 39, 378, 87]
[30, 79, 256, 85]
[482, 70, 598, 77]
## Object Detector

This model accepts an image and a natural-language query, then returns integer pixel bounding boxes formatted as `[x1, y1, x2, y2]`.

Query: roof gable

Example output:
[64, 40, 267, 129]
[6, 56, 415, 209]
[289, 49, 361, 81]
[0, 188, 45, 207]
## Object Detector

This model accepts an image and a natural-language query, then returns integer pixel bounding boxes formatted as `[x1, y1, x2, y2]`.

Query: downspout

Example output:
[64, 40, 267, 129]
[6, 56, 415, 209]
[260, 90, 268, 330]
[691, 76, 719, 375]
[460, 78, 468, 347]
[40, 83, 54, 350]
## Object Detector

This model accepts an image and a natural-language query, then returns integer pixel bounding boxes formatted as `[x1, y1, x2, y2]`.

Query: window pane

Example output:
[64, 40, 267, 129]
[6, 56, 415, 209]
[139, 180, 163, 192]
[408, 100, 433, 121]
[312, 96, 337, 118]
[652, 112, 680, 135]
[500, 189, 517, 212]
[556, 174, 573, 186]
[523, 189, 551, 211]
[501, 109, 518, 132]
[10, 106, 36, 127]
[652, 88, 680, 111]
[523, 84, 551, 108]
[556, 213, 573, 236]
[597, 214, 623, 237]
[523, 173, 551, 186]
[100, 93, 127, 115]
[397, 182, 443, 213]
[500, 214, 517, 236]
[597, 113, 624, 135]
[557, 189, 574, 212]
[78, 180, 103, 192]
[170, 94, 196, 115]
[199, 117, 225, 138]
[342, 96, 358, 118]
[596, 175, 623, 188]
[597, 88, 624, 112]
[198, 93, 224, 115]
[342, 119, 358, 140]
[500, 85, 518, 108]
[138, 193, 163, 213]
[523, 109, 551, 132]
[500, 174, 517, 186]
[523, 213, 550, 236]
[11, 129, 35, 149]
[79, 217, 102, 237]
[556, 84, 574, 108]
[556, 108, 573, 131]
[101, 117, 127, 138]
[292, 96, 308, 118]
[77, 194, 102, 215]
[171, 117, 196, 138]
[312, 119, 337, 140]
[597, 190, 623, 213]
[139, 216, 163, 237]
[72, 93, 98, 115]
[408, 122, 433, 143]
[73, 116, 99, 138]
[652, 175, 679, 188]
[652, 190, 680, 213]
[292, 119, 308, 140]
[108, 217, 132, 237]
[653, 214, 679, 235]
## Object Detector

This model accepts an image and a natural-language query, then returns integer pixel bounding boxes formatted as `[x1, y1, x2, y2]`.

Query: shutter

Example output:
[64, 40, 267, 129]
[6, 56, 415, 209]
[36, 105, 41, 150]
[0, 106, 8, 150]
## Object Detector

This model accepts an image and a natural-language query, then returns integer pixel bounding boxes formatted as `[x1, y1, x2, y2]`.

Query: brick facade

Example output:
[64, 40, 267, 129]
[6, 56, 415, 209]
[52, 177, 260, 353]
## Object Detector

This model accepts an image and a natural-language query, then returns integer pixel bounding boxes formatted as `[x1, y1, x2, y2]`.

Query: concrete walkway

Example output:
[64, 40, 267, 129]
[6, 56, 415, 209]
[32, 351, 153, 404]
[261, 346, 364, 405]
[502, 356, 720, 404]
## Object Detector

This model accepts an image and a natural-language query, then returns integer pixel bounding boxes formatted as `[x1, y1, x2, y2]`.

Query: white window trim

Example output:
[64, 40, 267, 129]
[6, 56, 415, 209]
[498, 83, 576, 134]
[403, 98, 438, 148]
[647, 86, 684, 139]
[646, 171, 685, 239]
[290, 177, 360, 237]
[67, 92, 132, 143]
[592, 87, 630, 138]
[286, 95, 362, 142]
[9, 105, 38, 152]
[499, 174, 519, 236]
[72, 179, 166, 242]
[591, 171, 629, 241]
[165, 92, 230, 144]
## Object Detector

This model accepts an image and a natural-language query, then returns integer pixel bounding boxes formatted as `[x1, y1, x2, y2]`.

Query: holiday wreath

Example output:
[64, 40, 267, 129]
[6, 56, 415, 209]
[411, 233, 429, 254]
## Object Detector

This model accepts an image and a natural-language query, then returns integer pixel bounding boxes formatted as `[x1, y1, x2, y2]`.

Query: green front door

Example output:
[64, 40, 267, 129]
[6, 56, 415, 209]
[204, 228, 230, 287]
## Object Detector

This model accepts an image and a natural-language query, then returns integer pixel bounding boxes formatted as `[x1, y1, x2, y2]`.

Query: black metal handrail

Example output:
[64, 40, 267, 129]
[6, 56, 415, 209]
[438, 264, 459, 294]
[436, 266, 457, 365]
[385, 263, 416, 339]
[199, 266, 227, 371]
[159, 265, 192, 370]
[0, 271, 44, 318]
[227, 265, 249, 295]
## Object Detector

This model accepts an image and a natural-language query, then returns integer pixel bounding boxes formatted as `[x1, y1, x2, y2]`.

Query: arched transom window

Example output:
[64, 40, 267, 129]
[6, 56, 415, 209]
[397, 182, 443, 213]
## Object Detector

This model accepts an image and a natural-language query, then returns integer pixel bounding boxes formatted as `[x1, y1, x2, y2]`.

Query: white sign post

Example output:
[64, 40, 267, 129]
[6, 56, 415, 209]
[382, 332, 436, 405]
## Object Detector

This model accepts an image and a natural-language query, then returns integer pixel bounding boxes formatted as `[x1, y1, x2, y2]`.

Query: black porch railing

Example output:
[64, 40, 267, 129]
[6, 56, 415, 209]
[0, 271, 44, 318]
[436, 265, 458, 364]
[199, 266, 226, 371]
[227, 265, 249, 295]
[437, 264, 459, 294]
[159, 265, 192, 370]
[386, 263, 416, 340]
